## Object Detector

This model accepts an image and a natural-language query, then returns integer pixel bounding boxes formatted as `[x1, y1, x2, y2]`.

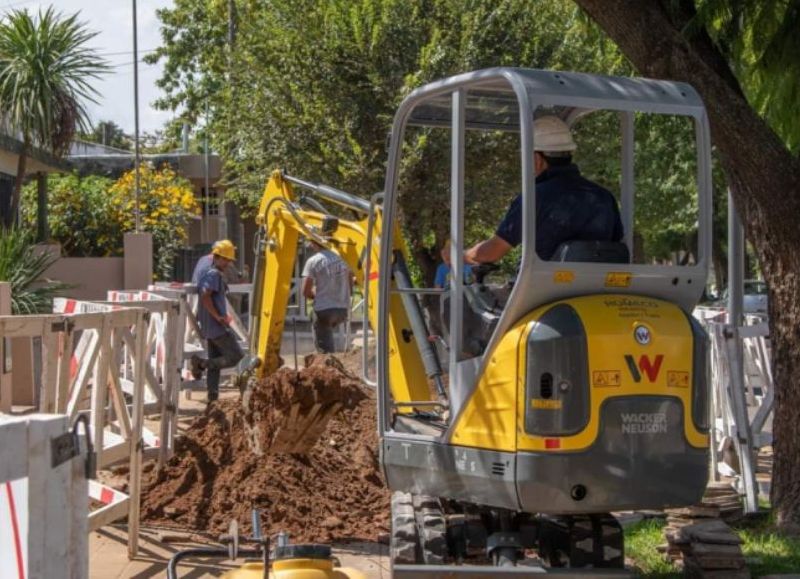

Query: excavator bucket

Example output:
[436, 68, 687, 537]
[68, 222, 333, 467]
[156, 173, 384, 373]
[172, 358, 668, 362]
[265, 399, 344, 454]
[242, 355, 366, 455]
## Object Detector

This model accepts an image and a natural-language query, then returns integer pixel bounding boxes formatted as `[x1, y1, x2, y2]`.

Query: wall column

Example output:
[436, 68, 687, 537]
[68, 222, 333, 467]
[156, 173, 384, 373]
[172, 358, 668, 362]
[124, 232, 153, 289]
[0, 282, 10, 411]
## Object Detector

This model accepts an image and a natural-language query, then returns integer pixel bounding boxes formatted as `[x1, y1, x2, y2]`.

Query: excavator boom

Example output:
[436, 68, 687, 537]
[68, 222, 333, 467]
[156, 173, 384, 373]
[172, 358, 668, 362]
[240, 170, 440, 452]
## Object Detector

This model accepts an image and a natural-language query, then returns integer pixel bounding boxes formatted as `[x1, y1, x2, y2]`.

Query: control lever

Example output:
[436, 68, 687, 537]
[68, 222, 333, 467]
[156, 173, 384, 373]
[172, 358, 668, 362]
[471, 262, 500, 285]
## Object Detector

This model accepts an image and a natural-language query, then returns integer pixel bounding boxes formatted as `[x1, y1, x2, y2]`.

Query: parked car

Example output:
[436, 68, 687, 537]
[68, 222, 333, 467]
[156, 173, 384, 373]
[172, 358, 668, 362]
[712, 279, 769, 314]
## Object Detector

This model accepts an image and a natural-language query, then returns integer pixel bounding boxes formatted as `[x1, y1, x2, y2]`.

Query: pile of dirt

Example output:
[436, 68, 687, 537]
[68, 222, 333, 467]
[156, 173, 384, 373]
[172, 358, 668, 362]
[244, 354, 367, 454]
[141, 355, 390, 542]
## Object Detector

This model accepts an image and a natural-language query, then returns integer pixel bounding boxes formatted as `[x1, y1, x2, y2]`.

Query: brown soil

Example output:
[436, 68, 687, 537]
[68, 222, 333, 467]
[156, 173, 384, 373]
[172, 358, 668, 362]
[324, 348, 372, 379]
[244, 355, 366, 454]
[141, 355, 390, 542]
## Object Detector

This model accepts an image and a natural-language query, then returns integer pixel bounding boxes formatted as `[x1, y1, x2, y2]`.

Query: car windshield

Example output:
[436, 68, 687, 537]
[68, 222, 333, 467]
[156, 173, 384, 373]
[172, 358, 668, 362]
[745, 281, 767, 295]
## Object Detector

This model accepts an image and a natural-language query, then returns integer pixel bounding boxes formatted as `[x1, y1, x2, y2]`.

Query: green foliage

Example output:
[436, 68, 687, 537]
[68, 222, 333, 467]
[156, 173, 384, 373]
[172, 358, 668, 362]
[737, 512, 800, 576]
[625, 513, 800, 578]
[688, 0, 800, 153]
[0, 7, 108, 155]
[0, 227, 69, 314]
[20, 173, 120, 257]
[20, 166, 200, 281]
[0, 7, 108, 221]
[625, 519, 681, 577]
[80, 120, 131, 150]
[147, 0, 726, 277]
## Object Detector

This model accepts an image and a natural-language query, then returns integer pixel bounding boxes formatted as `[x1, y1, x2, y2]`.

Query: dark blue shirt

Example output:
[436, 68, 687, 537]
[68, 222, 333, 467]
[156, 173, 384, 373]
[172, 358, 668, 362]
[495, 164, 623, 260]
[191, 254, 213, 285]
[197, 267, 228, 340]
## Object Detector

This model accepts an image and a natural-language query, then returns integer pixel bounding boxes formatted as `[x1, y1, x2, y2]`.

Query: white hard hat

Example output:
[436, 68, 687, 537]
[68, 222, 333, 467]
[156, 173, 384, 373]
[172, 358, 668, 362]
[533, 115, 576, 153]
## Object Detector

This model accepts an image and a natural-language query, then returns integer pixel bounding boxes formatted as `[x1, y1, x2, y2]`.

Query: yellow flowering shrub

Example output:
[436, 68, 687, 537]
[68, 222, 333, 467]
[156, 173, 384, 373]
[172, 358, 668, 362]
[109, 162, 200, 279]
[21, 173, 122, 256]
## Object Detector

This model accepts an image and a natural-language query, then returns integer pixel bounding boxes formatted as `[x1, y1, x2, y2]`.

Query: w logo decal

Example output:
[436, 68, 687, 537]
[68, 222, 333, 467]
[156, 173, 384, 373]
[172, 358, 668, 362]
[624, 354, 664, 383]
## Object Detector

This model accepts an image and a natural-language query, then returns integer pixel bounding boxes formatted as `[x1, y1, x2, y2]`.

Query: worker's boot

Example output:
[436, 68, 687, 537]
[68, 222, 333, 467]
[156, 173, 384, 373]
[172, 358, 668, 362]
[190, 355, 206, 380]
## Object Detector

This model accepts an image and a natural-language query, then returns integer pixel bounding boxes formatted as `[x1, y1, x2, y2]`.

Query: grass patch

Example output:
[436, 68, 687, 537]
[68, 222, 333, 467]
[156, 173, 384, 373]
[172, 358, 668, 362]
[624, 512, 800, 577]
[625, 518, 680, 578]
[737, 512, 800, 576]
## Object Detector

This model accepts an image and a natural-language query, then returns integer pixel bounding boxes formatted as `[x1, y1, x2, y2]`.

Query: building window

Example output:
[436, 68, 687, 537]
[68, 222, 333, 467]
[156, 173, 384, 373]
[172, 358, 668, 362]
[199, 187, 220, 216]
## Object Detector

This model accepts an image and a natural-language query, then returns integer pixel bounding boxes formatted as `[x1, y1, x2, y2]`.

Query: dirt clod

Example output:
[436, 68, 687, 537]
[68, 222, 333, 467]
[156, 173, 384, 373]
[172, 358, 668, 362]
[141, 354, 390, 542]
[243, 359, 365, 455]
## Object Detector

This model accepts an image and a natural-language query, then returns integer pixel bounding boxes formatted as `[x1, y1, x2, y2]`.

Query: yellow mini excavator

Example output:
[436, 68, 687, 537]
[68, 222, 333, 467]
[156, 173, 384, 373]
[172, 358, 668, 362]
[232, 67, 712, 576]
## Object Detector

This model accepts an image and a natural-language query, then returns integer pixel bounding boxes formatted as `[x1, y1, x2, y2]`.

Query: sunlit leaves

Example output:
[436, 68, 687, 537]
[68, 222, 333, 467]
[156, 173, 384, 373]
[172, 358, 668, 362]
[109, 163, 200, 280]
[0, 7, 108, 155]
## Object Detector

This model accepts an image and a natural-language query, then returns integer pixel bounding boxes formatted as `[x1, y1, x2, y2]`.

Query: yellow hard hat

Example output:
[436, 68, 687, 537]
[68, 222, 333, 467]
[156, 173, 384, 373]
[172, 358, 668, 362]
[212, 239, 236, 260]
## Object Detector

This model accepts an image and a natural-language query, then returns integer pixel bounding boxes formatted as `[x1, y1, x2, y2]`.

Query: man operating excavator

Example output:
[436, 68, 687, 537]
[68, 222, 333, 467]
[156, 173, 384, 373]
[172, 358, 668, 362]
[465, 115, 624, 265]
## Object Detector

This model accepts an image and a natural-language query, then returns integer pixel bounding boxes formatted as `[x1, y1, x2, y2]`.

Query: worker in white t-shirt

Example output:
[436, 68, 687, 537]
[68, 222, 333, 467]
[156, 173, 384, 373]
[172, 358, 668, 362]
[302, 240, 353, 353]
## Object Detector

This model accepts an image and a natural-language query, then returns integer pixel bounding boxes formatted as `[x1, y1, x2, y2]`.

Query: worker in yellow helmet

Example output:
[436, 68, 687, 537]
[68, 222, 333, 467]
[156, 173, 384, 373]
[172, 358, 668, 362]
[192, 239, 241, 284]
[190, 239, 243, 402]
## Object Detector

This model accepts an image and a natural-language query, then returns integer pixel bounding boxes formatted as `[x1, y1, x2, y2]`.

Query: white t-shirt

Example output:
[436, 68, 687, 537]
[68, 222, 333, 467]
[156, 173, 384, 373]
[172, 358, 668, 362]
[302, 250, 351, 311]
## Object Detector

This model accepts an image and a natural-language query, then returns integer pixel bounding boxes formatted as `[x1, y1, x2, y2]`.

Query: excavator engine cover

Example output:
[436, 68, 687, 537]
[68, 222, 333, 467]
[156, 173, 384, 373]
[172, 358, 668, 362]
[514, 295, 709, 513]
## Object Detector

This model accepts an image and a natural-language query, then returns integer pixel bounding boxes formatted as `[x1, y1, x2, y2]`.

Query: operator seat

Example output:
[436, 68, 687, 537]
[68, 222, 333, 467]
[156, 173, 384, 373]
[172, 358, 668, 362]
[550, 240, 630, 264]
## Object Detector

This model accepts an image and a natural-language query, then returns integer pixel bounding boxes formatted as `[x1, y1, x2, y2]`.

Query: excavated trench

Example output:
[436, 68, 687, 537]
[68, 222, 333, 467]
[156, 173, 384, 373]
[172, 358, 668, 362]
[140, 354, 391, 542]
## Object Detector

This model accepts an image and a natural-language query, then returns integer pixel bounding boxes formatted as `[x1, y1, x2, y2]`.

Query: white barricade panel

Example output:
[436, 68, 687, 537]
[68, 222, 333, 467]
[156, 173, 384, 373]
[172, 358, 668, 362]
[0, 479, 28, 578]
[53, 298, 123, 314]
[0, 415, 88, 578]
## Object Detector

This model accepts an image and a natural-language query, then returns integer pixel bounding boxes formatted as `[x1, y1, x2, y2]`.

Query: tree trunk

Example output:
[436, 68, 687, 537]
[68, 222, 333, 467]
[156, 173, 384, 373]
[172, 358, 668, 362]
[10, 142, 29, 226]
[573, 0, 800, 527]
[36, 172, 49, 242]
[711, 227, 727, 295]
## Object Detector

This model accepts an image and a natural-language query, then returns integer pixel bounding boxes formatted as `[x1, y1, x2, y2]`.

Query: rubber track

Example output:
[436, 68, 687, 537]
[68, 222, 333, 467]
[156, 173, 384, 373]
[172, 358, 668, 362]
[413, 494, 448, 565]
[390, 491, 419, 564]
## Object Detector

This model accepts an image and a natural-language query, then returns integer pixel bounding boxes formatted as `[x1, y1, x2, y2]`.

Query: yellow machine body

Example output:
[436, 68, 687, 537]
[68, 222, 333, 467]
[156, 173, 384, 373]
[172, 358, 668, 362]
[251, 170, 431, 405]
[380, 293, 710, 515]
[452, 294, 708, 452]
[221, 559, 367, 579]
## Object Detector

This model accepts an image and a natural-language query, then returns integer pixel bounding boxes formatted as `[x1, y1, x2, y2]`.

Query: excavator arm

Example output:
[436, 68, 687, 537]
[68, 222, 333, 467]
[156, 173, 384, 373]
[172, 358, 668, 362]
[246, 170, 434, 406]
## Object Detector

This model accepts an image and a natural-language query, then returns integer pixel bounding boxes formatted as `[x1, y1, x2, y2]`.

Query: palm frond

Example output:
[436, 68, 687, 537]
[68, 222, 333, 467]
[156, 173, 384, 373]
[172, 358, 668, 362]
[0, 227, 70, 314]
[0, 7, 109, 156]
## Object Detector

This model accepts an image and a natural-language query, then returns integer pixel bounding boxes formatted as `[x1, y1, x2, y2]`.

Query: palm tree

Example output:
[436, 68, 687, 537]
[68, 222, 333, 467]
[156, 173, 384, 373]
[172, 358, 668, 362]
[0, 227, 69, 313]
[0, 8, 108, 224]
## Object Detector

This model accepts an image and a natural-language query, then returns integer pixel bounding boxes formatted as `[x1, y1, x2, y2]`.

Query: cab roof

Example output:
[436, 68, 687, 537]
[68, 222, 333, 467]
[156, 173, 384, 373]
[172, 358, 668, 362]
[407, 67, 706, 131]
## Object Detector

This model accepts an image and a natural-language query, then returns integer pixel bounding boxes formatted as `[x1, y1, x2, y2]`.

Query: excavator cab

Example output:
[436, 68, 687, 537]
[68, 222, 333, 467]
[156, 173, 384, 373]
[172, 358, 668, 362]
[368, 68, 712, 571]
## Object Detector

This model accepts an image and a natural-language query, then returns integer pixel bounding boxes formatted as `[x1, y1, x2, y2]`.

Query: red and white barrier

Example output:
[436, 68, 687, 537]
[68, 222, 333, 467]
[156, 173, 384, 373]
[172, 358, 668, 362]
[0, 415, 88, 578]
[0, 479, 27, 579]
[0, 303, 148, 558]
[105, 291, 183, 467]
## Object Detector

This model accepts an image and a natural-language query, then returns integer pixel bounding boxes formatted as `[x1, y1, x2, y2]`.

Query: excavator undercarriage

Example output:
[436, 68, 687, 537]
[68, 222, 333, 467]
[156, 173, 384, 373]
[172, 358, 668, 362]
[390, 493, 625, 568]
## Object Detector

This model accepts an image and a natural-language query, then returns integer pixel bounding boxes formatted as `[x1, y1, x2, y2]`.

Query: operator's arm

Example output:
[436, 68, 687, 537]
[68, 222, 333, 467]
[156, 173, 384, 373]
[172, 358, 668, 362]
[464, 194, 518, 264]
[302, 276, 315, 300]
[464, 235, 512, 264]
